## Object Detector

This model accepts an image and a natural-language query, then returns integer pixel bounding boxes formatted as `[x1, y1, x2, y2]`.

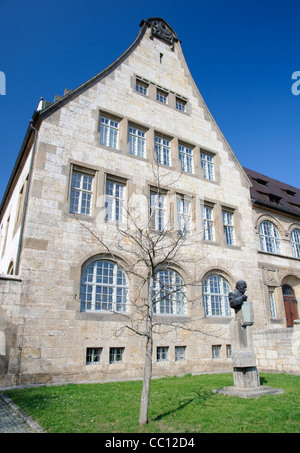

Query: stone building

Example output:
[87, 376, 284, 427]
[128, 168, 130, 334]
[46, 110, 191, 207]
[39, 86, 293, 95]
[0, 18, 299, 387]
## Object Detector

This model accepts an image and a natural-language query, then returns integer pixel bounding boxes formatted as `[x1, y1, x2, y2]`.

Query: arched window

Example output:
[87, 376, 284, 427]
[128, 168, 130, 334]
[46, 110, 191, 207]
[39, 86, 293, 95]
[80, 260, 129, 313]
[259, 220, 281, 254]
[291, 228, 300, 259]
[203, 274, 232, 317]
[153, 269, 186, 315]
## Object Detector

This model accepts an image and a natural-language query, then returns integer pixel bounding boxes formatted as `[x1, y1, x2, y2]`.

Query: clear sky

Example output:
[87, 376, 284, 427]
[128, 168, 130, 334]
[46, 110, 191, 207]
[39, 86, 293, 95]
[0, 0, 299, 203]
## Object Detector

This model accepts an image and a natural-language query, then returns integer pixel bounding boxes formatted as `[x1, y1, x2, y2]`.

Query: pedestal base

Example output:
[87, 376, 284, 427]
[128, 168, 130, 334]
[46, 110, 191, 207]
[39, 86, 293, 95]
[213, 386, 283, 399]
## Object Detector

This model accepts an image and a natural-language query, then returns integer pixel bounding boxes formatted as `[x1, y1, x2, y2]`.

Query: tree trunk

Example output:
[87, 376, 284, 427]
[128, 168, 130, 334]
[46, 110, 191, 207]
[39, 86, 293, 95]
[139, 275, 153, 425]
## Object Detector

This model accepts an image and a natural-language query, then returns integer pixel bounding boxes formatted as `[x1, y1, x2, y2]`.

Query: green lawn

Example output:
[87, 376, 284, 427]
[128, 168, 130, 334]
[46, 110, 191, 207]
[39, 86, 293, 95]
[3, 373, 300, 433]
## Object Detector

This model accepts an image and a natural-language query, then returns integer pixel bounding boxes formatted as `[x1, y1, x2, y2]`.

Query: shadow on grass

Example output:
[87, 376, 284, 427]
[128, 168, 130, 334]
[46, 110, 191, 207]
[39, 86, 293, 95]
[151, 389, 213, 422]
[260, 376, 268, 385]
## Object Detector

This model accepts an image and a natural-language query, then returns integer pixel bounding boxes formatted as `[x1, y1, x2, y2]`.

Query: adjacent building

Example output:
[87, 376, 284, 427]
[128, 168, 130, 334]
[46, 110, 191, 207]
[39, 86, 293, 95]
[0, 18, 299, 387]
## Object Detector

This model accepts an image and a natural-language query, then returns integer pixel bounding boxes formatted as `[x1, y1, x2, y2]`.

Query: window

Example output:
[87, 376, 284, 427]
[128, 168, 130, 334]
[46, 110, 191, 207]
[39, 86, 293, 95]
[109, 347, 124, 364]
[157, 89, 168, 104]
[1, 216, 10, 258]
[157, 347, 168, 362]
[153, 269, 186, 315]
[155, 135, 171, 166]
[203, 274, 232, 317]
[150, 191, 166, 231]
[179, 144, 194, 173]
[80, 260, 129, 313]
[268, 290, 277, 317]
[105, 179, 125, 223]
[223, 211, 235, 245]
[291, 228, 300, 258]
[100, 115, 119, 148]
[202, 205, 215, 241]
[136, 79, 148, 95]
[226, 345, 232, 358]
[212, 345, 221, 359]
[175, 346, 186, 361]
[176, 98, 186, 112]
[86, 348, 102, 365]
[70, 170, 94, 216]
[14, 177, 28, 232]
[177, 196, 191, 235]
[259, 220, 281, 254]
[129, 125, 146, 158]
[201, 152, 215, 180]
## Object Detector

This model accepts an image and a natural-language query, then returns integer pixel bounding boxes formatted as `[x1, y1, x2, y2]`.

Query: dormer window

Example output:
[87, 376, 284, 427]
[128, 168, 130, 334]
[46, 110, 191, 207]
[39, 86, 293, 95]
[269, 194, 282, 205]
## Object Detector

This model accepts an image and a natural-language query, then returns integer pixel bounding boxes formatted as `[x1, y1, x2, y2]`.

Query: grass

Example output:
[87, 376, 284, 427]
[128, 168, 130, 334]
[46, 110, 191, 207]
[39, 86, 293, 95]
[3, 373, 300, 433]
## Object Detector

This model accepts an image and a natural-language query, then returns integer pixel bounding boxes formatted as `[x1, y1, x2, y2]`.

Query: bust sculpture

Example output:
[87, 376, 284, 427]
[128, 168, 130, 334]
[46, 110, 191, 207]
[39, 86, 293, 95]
[229, 280, 247, 313]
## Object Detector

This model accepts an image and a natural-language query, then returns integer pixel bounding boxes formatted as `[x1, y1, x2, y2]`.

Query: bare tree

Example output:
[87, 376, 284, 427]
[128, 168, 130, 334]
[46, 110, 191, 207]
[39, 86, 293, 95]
[75, 159, 224, 425]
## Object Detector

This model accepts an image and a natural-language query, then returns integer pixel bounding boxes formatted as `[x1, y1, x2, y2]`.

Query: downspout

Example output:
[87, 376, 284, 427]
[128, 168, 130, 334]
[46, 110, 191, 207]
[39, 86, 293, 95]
[15, 118, 39, 275]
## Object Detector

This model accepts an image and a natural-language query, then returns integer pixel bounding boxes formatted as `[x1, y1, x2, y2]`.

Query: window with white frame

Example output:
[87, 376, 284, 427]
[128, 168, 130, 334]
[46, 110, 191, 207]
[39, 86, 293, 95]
[268, 290, 277, 317]
[179, 144, 194, 173]
[177, 196, 191, 235]
[203, 274, 232, 317]
[201, 152, 215, 180]
[223, 210, 235, 245]
[226, 345, 232, 358]
[105, 179, 125, 223]
[109, 347, 124, 364]
[291, 228, 300, 258]
[259, 220, 281, 254]
[100, 115, 119, 148]
[86, 347, 102, 365]
[175, 346, 186, 361]
[157, 346, 169, 362]
[80, 260, 129, 313]
[153, 269, 186, 315]
[156, 89, 168, 104]
[129, 125, 146, 158]
[176, 97, 186, 112]
[202, 205, 215, 241]
[69, 169, 94, 216]
[155, 135, 171, 166]
[136, 79, 148, 95]
[212, 345, 222, 359]
[150, 191, 166, 231]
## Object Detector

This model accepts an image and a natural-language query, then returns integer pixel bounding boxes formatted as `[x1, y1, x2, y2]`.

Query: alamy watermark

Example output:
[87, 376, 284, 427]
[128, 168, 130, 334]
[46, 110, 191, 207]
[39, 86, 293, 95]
[0, 71, 6, 95]
[292, 71, 300, 96]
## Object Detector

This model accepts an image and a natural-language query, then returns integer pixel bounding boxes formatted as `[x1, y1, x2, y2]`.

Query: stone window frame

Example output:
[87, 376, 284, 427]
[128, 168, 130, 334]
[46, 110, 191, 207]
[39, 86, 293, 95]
[80, 258, 130, 314]
[67, 163, 97, 220]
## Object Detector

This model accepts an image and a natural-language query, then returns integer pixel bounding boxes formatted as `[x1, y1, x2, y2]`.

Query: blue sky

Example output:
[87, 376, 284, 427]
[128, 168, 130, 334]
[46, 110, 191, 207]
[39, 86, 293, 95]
[0, 0, 299, 202]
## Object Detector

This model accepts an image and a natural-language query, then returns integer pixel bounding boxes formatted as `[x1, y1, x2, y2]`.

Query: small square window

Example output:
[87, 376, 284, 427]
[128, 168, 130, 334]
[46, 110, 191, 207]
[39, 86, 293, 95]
[109, 347, 124, 364]
[176, 98, 186, 112]
[175, 346, 186, 361]
[86, 347, 102, 365]
[157, 89, 168, 104]
[212, 345, 221, 359]
[136, 80, 148, 95]
[157, 346, 169, 362]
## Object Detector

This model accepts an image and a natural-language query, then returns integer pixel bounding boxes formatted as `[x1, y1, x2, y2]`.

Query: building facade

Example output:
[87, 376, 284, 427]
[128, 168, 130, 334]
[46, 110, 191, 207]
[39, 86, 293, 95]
[0, 18, 299, 387]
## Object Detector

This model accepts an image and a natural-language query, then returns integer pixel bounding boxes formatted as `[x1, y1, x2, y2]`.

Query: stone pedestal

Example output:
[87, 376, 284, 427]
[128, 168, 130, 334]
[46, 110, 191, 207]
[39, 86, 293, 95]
[214, 299, 283, 398]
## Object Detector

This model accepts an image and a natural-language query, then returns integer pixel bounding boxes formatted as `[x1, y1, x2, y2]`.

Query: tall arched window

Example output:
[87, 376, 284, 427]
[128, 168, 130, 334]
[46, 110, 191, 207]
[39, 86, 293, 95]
[291, 228, 300, 259]
[203, 274, 231, 317]
[259, 220, 281, 254]
[153, 269, 186, 315]
[80, 260, 129, 313]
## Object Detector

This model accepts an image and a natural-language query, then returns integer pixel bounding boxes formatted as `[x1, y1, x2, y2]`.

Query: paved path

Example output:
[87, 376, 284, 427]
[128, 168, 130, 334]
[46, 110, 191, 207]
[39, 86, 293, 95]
[0, 393, 44, 433]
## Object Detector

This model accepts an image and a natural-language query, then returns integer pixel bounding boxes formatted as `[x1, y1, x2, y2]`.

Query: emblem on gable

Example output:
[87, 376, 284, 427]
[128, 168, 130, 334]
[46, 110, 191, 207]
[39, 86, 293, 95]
[146, 18, 179, 50]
